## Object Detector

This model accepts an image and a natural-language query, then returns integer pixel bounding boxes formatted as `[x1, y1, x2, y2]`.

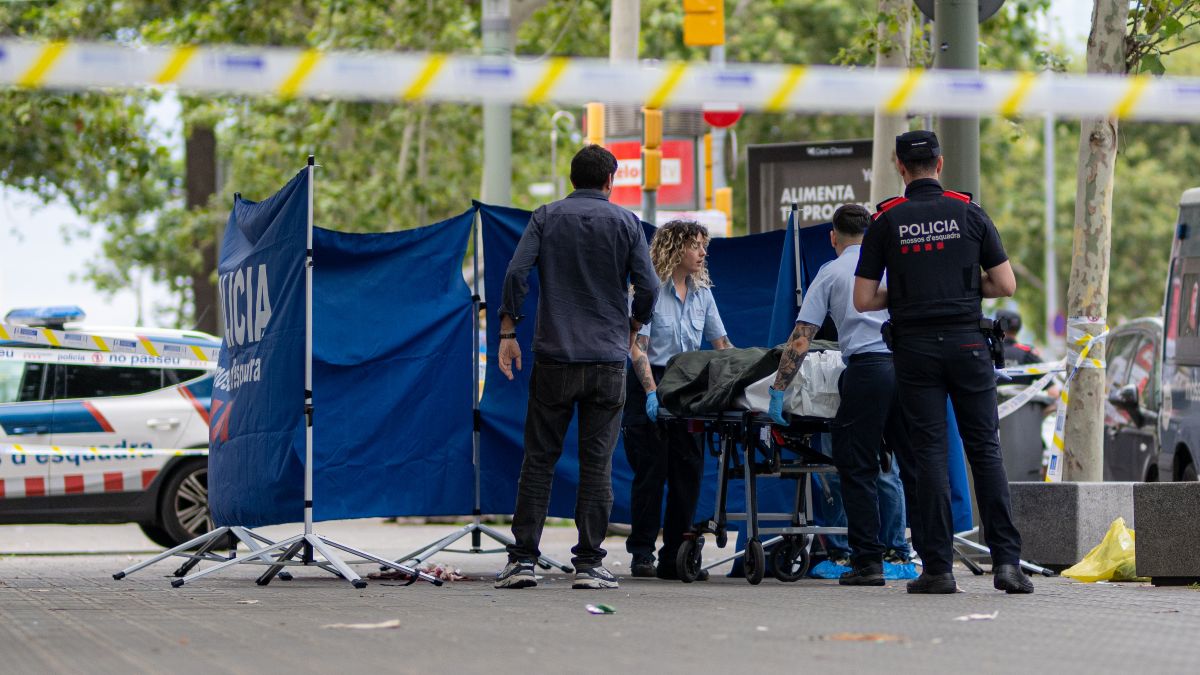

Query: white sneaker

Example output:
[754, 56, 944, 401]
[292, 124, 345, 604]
[572, 565, 619, 589]
[495, 560, 537, 589]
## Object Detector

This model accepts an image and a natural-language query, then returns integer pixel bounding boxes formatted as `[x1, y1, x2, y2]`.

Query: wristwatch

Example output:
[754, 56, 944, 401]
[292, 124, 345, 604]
[499, 332, 517, 340]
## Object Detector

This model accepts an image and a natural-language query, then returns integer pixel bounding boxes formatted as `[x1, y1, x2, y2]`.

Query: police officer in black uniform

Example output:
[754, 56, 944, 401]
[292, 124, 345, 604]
[852, 130, 1034, 594]
[995, 309, 1043, 385]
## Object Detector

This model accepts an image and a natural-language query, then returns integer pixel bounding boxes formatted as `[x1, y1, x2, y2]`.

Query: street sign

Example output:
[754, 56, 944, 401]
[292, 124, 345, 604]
[702, 103, 744, 128]
[746, 139, 873, 233]
[607, 139, 698, 211]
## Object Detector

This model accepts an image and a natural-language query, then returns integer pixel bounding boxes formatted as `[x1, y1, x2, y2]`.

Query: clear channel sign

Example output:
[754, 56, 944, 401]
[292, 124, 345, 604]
[746, 139, 874, 233]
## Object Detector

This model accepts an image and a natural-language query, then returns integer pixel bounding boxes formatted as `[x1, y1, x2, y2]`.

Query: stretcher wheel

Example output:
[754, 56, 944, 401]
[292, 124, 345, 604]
[676, 538, 704, 583]
[771, 536, 811, 583]
[744, 539, 765, 585]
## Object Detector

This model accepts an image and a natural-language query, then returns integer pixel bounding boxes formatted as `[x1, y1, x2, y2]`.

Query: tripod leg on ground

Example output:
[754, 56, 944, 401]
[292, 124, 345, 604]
[173, 535, 302, 588]
[171, 528, 230, 577]
[321, 536, 443, 586]
[391, 524, 473, 568]
[475, 523, 573, 573]
[701, 535, 782, 572]
[114, 527, 234, 580]
[256, 539, 305, 586]
[307, 536, 368, 590]
[230, 527, 293, 581]
[954, 543, 986, 575]
[952, 534, 1057, 577]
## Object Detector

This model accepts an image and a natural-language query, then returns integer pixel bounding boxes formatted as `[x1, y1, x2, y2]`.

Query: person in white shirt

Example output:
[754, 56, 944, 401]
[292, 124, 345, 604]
[768, 204, 919, 586]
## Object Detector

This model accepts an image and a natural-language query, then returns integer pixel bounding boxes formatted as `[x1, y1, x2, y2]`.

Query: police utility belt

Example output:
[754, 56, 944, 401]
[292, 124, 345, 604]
[880, 318, 1006, 369]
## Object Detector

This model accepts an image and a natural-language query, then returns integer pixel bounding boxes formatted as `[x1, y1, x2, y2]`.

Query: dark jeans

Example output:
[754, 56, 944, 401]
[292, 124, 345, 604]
[622, 365, 704, 568]
[832, 352, 922, 566]
[892, 330, 1023, 574]
[507, 358, 626, 570]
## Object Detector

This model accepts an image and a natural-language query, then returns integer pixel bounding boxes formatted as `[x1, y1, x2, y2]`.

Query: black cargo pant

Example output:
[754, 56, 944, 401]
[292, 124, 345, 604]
[832, 352, 922, 567]
[507, 357, 626, 571]
[622, 364, 705, 571]
[892, 329, 1023, 575]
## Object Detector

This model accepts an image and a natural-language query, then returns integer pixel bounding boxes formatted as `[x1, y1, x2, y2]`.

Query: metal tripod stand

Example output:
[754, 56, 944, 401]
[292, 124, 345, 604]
[114, 526, 292, 581]
[119, 156, 441, 590]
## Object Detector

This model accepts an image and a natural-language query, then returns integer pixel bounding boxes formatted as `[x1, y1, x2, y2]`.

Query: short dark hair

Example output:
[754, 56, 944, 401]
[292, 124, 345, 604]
[570, 144, 618, 190]
[832, 204, 870, 237]
[900, 156, 940, 177]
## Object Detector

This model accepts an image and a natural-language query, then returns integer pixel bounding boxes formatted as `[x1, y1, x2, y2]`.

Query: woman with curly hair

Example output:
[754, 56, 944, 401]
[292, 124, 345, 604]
[624, 219, 733, 580]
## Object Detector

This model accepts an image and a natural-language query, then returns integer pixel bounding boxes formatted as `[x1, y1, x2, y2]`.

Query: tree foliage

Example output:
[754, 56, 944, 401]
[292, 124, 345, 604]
[0, 0, 1198, 337]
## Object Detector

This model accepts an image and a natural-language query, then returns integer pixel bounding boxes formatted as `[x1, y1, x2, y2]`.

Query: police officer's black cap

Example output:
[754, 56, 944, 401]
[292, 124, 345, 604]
[896, 130, 941, 162]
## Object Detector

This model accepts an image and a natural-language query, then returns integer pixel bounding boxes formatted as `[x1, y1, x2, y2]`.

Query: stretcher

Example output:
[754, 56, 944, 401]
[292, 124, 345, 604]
[660, 409, 848, 585]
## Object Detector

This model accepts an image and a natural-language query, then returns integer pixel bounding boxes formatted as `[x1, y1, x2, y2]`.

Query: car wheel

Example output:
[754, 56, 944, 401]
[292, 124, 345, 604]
[1183, 461, 1198, 482]
[138, 522, 178, 548]
[157, 460, 226, 549]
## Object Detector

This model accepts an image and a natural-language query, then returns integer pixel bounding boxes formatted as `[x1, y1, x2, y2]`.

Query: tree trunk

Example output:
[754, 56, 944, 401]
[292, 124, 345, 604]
[1063, 0, 1128, 481]
[869, 0, 912, 205]
[186, 124, 219, 335]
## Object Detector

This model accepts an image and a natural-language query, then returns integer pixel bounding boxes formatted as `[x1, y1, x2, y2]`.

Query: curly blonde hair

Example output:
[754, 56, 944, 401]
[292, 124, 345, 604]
[650, 220, 712, 288]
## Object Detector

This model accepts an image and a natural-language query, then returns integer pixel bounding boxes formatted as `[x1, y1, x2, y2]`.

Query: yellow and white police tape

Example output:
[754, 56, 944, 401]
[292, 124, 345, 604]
[1045, 318, 1109, 483]
[2, 40, 1200, 121]
[996, 368, 1061, 420]
[0, 322, 220, 362]
[0, 344, 216, 371]
[1, 443, 207, 458]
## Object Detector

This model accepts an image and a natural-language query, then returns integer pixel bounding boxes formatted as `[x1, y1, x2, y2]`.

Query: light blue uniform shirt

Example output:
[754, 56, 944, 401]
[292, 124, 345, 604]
[797, 244, 890, 363]
[639, 279, 727, 367]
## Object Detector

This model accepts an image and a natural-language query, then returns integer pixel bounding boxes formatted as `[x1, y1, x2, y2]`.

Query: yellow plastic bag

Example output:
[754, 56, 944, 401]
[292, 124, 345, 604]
[1061, 517, 1142, 582]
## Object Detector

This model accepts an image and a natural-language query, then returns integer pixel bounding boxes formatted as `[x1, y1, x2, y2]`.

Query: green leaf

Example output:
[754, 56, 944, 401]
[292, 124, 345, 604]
[1142, 53, 1166, 75]
[1161, 16, 1184, 38]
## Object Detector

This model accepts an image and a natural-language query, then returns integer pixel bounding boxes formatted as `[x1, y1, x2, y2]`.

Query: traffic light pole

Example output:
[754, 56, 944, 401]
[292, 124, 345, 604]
[710, 45, 727, 192]
[933, 0, 980, 199]
[642, 106, 662, 226]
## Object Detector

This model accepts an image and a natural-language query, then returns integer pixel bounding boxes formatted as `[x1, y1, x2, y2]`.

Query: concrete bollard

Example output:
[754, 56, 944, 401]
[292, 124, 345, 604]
[1008, 482, 1135, 570]
[1133, 482, 1200, 584]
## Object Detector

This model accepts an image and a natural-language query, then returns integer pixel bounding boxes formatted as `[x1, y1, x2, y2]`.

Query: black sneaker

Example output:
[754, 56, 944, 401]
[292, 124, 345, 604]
[906, 572, 958, 594]
[573, 565, 619, 589]
[839, 562, 885, 586]
[883, 549, 911, 565]
[630, 557, 656, 578]
[494, 560, 536, 589]
[993, 564, 1035, 594]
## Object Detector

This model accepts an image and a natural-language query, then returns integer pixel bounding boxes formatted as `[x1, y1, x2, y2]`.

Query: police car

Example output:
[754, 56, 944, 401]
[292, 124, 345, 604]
[0, 306, 218, 547]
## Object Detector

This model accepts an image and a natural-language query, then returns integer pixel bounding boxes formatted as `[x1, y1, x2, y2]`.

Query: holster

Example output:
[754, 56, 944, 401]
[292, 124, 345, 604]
[881, 320, 894, 350]
[981, 318, 1005, 370]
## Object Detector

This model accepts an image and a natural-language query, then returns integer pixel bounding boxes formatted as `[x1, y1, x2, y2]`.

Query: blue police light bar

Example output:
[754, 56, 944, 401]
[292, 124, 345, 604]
[4, 306, 87, 327]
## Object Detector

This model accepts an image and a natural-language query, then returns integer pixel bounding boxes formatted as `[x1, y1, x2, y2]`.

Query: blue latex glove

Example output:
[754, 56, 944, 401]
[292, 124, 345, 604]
[767, 387, 787, 425]
[645, 391, 659, 423]
[995, 368, 1012, 383]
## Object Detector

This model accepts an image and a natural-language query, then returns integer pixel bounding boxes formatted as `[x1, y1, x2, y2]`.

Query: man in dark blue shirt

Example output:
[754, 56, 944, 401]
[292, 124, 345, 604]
[494, 144, 658, 590]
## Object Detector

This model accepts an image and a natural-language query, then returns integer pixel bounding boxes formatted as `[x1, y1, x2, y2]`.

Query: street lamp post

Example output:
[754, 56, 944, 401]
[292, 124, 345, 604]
[549, 110, 577, 199]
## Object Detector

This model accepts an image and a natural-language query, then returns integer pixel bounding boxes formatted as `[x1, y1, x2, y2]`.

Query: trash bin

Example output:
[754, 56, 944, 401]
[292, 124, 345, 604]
[997, 385, 1051, 482]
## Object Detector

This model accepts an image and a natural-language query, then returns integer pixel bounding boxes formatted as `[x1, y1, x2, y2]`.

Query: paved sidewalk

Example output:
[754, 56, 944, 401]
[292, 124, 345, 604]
[2, 521, 1199, 674]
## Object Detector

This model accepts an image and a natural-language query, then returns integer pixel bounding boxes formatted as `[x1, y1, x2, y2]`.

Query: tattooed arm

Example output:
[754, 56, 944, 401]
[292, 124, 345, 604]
[712, 336, 734, 350]
[771, 321, 819, 391]
[630, 334, 656, 393]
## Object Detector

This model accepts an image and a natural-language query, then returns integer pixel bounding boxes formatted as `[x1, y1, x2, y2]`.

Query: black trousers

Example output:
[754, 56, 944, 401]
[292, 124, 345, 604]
[832, 352, 922, 566]
[892, 330, 1023, 574]
[507, 358, 626, 570]
[622, 364, 705, 569]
